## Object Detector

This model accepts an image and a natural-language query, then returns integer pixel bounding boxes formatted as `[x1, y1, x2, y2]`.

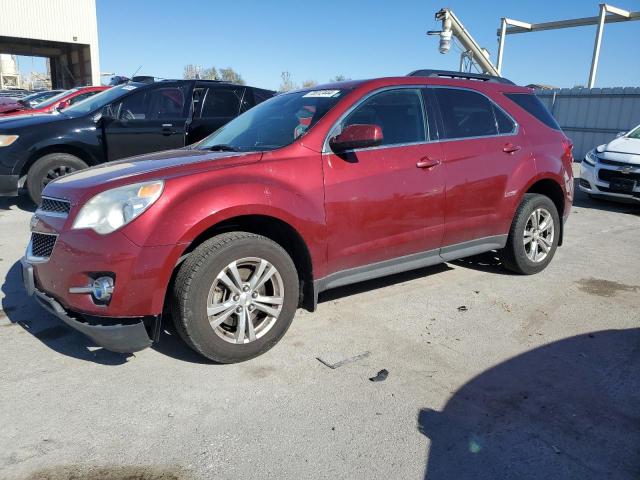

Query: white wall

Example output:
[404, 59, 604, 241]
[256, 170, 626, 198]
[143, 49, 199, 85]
[0, 0, 100, 85]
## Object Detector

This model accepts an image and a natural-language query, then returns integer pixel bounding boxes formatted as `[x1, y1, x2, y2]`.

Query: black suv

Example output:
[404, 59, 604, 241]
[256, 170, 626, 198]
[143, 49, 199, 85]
[0, 79, 275, 203]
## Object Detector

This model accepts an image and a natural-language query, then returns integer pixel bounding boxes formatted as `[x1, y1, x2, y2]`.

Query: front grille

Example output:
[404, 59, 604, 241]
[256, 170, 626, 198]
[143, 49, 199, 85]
[30, 233, 57, 259]
[599, 158, 640, 168]
[40, 197, 71, 215]
[596, 186, 640, 198]
[598, 168, 640, 182]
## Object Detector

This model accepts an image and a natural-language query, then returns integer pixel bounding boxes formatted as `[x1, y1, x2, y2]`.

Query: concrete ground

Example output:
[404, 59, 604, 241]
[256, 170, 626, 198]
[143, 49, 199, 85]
[0, 172, 638, 480]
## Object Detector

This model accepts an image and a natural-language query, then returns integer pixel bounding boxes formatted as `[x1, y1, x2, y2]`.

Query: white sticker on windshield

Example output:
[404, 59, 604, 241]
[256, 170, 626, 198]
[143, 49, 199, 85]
[303, 90, 341, 98]
[122, 85, 137, 90]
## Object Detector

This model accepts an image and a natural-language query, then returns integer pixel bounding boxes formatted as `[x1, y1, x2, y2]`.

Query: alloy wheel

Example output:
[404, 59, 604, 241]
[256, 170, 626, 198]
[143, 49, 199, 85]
[206, 257, 284, 344]
[523, 207, 555, 263]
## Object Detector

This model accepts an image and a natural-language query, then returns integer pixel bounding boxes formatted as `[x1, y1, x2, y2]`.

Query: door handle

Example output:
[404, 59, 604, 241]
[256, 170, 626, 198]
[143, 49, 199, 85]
[416, 158, 441, 169]
[162, 124, 175, 136]
[503, 143, 521, 154]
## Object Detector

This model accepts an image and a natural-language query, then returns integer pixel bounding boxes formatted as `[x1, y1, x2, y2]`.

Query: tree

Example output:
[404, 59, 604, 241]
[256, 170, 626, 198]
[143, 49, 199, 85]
[301, 79, 317, 88]
[219, 67, 245, 85]
[279, 71, 297, 92]
[201, 67, 219, 80]
[183, 65, 245, 84]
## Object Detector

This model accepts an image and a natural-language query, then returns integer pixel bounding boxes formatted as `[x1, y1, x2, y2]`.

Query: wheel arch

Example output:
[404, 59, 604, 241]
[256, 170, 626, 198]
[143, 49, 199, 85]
[171, 214, 316, 312]
[20, 143, 98, 179]
[524, 177, 566, 245]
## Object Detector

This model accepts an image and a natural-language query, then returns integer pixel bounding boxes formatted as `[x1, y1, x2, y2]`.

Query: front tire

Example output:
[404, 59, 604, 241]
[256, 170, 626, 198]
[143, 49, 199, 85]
[27, 153, 88, 205]
[501, 193, 560, 275]
[172, 232, 299, 363]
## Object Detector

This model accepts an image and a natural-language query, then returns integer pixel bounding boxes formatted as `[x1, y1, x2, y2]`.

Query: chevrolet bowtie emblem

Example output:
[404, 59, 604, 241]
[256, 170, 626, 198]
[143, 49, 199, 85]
[30, 215, 40, 231]
[619, 166, 634, 174]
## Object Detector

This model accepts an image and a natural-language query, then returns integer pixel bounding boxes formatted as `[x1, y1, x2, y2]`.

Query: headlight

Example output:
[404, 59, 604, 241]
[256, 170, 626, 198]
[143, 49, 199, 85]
[72, 180, 164, 234]
[583, 150, 597, 166]
[0, 134, 19, 147]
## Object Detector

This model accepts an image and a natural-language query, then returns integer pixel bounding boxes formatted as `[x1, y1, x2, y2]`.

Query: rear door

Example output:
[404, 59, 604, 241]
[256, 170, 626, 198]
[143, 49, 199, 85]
[186, 84, 245, 145]
[432, 87, 528, 251]
[104, 82, 191, 160]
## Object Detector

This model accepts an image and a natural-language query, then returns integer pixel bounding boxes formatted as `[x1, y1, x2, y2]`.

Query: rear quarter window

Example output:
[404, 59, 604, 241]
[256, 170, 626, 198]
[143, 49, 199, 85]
[505, 93, 561, 131]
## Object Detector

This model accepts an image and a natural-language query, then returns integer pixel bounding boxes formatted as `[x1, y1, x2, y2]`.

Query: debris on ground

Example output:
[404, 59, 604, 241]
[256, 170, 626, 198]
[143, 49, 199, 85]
[316, 351, 370, 370]
[457, 305, 468, 312]
[552, 445, 562, 454]
[369, 369, 389, 382]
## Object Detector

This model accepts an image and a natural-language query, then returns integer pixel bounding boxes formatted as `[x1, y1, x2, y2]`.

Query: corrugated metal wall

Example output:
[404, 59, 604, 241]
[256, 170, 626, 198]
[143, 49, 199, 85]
[535, 87, 640, 160]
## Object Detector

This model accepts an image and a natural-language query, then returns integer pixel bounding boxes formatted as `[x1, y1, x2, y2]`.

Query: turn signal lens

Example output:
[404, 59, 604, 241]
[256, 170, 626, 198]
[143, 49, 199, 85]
[0, 134, 19, 147]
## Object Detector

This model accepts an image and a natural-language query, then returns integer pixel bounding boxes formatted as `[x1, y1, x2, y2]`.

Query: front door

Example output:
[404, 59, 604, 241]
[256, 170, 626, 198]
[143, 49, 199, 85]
[104, 82, 191, 160]
[323, 87, 446, 274]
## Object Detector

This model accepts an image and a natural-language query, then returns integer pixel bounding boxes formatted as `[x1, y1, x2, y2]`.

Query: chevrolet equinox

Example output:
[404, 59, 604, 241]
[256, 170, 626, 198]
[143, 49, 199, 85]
[21, 70, 574, 363]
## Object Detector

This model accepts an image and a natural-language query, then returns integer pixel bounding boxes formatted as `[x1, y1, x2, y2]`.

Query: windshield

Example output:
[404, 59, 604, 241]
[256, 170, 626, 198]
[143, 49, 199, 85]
[37, 89, 78, 109]
[195, 89, 347, 152]
[627, 125, 640, 139]
[62, 84, 136, 116]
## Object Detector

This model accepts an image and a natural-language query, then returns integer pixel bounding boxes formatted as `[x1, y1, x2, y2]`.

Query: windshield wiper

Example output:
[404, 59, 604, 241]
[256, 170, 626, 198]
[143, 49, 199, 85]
[205, 144, 239, 152]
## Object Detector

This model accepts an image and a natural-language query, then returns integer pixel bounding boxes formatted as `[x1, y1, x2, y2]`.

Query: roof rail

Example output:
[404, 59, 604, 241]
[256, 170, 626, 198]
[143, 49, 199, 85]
[407, 69, 515, 85]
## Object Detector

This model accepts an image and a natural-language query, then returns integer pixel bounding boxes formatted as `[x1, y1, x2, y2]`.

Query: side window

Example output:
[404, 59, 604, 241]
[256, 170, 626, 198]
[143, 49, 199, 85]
[192, 88, 206, 117]
[504, 93, 561, 131]
[116, 89, 147, 120]
[342, 89, 426, 146]
[146, 87, 187, 119]
[201, 88, 244, 118]
[68, 91, 97, 105]
[116, 86, 187, 121]
[435, 88, 498, 139]
[493, 104, 516, 134]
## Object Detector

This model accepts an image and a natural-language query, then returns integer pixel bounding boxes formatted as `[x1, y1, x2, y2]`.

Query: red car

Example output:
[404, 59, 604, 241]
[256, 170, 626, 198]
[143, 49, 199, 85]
[0, 86, 109, 117]
[21, 70, 573, 362]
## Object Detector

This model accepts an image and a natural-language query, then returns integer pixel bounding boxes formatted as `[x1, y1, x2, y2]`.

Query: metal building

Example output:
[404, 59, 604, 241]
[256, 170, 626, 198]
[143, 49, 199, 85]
[0, 0, 100, 88]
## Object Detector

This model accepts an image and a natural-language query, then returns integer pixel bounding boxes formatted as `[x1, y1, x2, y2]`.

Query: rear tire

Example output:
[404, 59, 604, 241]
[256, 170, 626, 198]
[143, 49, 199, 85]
[27, 153, 88, 205]
[172, 232, 299, 363]
[500, 193, 560, 275]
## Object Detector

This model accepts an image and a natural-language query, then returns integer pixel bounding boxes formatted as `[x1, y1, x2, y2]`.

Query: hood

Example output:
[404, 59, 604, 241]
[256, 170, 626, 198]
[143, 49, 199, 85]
[599, 135, 640, 163]
[44, 148, 263, 203]
[0, 111, 67, 129]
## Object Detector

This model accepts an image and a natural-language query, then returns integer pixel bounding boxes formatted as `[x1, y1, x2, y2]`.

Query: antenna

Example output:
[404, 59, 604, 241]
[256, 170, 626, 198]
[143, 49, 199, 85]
[128, 65, 143, 83]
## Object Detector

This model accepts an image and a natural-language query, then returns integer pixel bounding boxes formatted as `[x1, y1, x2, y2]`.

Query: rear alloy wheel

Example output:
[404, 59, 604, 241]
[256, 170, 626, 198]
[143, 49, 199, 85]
[26, 153, 88, 205]
[501, 193, 560, 275]
[172, 232, 299, 363]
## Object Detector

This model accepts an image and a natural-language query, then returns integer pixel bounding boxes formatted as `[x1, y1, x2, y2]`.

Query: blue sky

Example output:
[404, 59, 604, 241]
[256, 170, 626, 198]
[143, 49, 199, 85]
[96, 0, 639, 90]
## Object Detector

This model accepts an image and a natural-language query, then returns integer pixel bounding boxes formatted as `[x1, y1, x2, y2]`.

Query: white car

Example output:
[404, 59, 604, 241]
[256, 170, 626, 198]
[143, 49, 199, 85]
[579, 124, 640, 202]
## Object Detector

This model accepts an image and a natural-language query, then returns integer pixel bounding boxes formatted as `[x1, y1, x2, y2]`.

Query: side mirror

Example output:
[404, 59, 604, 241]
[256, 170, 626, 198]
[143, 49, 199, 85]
[329, 124, 383, 153]
[616, 131, 626, 138]
[56, 100, 69, 111]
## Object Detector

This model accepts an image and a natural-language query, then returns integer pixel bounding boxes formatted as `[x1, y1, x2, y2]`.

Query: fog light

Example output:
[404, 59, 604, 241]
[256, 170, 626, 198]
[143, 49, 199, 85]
[92, 277, 114, 302]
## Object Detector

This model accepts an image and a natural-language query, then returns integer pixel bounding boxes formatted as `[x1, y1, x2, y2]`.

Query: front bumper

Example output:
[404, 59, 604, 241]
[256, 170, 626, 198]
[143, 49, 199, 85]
[21, 257, 156, 353]
[579, 161, 640, 202]
[0, 174, 19, 196]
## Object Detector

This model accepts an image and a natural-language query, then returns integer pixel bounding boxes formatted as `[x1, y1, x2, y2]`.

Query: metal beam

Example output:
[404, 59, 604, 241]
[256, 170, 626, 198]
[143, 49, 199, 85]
[588, 4, 607, 88]
[498, 9, 640, 35]
[436, 8, 500, 76]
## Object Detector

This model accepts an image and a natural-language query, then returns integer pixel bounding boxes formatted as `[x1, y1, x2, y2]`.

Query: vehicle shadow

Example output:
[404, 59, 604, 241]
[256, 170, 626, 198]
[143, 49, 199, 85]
[418, 328, 640, 480]
[1, 260, 218, 365]
[0, 193, 36, 213]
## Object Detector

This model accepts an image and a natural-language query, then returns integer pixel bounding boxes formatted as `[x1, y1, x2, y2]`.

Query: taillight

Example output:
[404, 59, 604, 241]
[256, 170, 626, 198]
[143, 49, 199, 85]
[562, 138, 574, 163]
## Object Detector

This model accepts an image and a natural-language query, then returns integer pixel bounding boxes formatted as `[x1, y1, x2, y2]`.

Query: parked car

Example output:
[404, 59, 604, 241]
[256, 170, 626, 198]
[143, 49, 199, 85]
[579, 124, 640, 202]
[0, 96, 23, 114]
[20, 70, 573, 363]
[0, 86, 109, 118]
[18, 90, 65, 108]
[0, 80, 274, 203]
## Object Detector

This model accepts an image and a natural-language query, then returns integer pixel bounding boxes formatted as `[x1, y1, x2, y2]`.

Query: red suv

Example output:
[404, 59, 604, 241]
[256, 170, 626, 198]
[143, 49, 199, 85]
[21, 70, 573, 363]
